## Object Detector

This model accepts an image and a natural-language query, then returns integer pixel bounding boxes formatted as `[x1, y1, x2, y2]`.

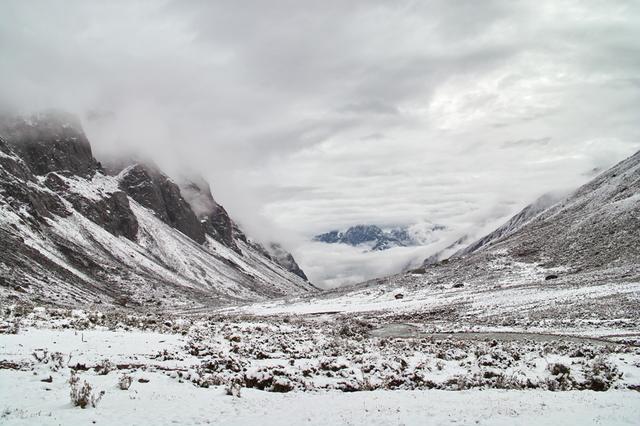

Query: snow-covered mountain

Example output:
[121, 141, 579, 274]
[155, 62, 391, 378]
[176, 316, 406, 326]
[449, 151, 640, 271]
[452, 191, 567, 258]
[0, 111, 315, 309]
[419, 148, 639, 279]
[314, 223, 446, 251]
[269, 149, 640, 323]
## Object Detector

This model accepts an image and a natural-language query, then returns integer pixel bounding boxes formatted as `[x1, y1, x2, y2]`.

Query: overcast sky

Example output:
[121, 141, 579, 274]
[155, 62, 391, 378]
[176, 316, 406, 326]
[2, 1, 640, 287]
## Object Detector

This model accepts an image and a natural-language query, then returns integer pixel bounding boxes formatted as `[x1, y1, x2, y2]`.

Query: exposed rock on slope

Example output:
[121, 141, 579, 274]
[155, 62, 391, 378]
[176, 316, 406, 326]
[0, 138, 70, 223]
[0, 113, 314, 308]
[178, 177, 238, 251]
[175, 176, 309, 281]
[1, 111, 100, 177]
[119, 164, 206, 244]
[267, 243, 309, 281]
[65, 187, 139, 241]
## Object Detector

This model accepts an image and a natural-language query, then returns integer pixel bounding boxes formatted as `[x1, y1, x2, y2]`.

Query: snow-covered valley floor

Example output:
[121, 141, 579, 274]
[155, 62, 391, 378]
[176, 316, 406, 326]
[1, 306, 639, 425]
[2, 369, 639, 426]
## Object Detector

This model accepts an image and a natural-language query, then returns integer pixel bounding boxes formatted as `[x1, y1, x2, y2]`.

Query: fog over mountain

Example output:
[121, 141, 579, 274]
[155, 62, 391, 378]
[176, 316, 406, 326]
[2, 3, 640, 423]
[2, 0, 640, 287]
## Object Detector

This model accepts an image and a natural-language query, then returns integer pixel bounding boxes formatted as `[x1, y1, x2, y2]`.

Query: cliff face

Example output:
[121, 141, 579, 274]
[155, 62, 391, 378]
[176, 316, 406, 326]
[0, 112, 315, 308]
[0, 136, 71, 224]
[178, 177, 238, 251]
[268, 243, 309, 281]
[1, 111, 100, 177]
[119, 165, 206, 244]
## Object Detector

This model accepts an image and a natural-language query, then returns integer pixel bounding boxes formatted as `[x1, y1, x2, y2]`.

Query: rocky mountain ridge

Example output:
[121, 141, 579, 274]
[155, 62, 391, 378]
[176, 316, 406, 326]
[314, 224, 445, 251]
[0, 112, 314, 309]
[404, 147, 640, 287]
[452, 192, 567, 259]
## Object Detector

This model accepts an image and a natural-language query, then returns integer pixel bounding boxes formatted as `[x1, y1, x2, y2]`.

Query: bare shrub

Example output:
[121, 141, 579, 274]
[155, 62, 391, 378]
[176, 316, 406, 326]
[549, 363, 571, 377]
[50, 352, 66, 371]
[32, 349, 48, 363]
[585, 357, 620, 391]
[546, 362, 573, 391]
[69, 373, 104, 409]
[0, 319, 20, 334]
[336, 319, 373, 338]
[360, 376, 380, 391]
[32, 350, 66, 371]
[225, 379, 242, 398]
[118, 374, 133, 390]
[271, 377, 293, 393]
[95, 359, 115, 375]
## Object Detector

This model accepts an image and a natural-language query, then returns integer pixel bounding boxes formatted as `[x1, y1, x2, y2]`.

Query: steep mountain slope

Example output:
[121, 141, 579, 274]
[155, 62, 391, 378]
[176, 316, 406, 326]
[0, 112, 315, 309]
[429, 148, 640, 283]
[418, 151, 639, 273]
[265, 243, 309, 281]
[452, 192, 566, 258]
[474, 152, 640, 270]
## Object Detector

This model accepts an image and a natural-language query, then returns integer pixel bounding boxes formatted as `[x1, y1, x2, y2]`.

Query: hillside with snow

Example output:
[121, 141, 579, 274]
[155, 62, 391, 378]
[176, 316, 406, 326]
[2, 2, 640, 424]
[241, 149, 640, 331]
[0, 112, 315, 309]
[1, 127, 639, 425]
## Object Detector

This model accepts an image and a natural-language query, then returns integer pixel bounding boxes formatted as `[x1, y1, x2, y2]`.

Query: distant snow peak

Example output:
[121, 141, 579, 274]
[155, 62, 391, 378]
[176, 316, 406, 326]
[313, 223, 446, 251]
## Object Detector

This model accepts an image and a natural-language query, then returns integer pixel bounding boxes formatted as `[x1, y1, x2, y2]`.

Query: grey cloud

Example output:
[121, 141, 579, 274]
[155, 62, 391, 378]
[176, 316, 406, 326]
[339, 100, 399, 116]
[1, 0, 640, 287]
[502, 137, 551, 149]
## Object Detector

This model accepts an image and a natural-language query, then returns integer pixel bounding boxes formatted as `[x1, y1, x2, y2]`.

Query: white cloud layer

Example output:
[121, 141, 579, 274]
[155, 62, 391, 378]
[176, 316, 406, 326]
[1, 0, 639, 287]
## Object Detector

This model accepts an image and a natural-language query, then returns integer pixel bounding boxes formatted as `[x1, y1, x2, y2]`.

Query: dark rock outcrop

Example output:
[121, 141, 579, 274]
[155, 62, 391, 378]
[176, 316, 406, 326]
[178, 178, 238, 251]
[0, 137, 70, 222]
[118, 165, 205, 243]
[202, 205, 237, 250]
[315, 230, 341, 244]
[66, 190, 139, 241]
[0, 137, 35, 182]
[268, 243, 309, 281]
[342, 225, 385, 246]
[0, 111, 101, 177]
[1, 134, 137, 239]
